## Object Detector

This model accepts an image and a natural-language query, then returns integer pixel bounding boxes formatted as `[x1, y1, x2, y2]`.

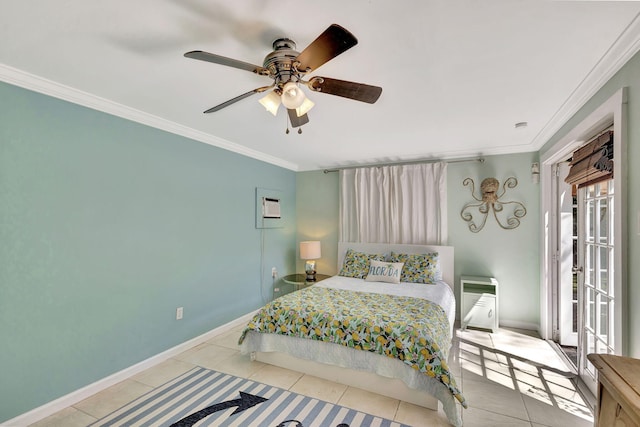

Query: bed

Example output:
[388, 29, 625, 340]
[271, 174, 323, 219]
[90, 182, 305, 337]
[239, 242, 465, 426]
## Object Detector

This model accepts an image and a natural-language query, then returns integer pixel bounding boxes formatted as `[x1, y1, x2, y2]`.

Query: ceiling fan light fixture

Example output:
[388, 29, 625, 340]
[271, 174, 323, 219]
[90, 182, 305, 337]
[258, 90, 281, 116]
[281, 81, 306, 109]
[295, 96, 314, 117]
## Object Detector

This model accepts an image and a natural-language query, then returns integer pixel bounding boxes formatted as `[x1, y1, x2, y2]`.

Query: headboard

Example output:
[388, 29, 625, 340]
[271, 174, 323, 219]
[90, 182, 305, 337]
[337, 242, 454, 290]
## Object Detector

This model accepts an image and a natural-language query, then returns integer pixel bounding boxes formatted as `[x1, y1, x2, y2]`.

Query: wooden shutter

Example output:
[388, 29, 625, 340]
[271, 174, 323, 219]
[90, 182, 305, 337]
[564, 130, 613, 188]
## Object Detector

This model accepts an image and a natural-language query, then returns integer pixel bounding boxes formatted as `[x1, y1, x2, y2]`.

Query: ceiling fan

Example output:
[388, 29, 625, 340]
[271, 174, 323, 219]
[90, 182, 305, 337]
[184, 24, 382, 129]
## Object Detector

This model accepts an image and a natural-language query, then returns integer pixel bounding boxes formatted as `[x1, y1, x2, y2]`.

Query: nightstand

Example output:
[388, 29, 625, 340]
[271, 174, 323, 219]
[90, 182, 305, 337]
[282, 273, 330, 291]
[461, 275, 499, 332]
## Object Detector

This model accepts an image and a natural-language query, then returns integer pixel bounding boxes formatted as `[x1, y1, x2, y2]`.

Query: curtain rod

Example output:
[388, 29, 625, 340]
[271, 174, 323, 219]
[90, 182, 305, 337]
[322, 157, 485, 173]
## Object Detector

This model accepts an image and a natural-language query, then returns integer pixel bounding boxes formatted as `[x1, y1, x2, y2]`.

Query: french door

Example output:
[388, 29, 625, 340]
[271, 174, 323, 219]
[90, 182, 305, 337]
[557, 162, 577, 347]
[577, 179, 615, 394]
[543, 89, 627, 399]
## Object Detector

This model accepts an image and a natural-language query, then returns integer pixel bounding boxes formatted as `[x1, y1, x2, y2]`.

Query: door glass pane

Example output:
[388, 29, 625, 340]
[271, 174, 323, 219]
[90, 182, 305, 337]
[609, 195, 615, 245]
[609, 248, 614, 298]
[598, 295, 609, 338]
[586, 287, 595, 330]
[597, 181, 608, 196]
[586, 245, 595, 286]
[586, 200, 595, 242]
[599, 246, 609, 293]
[609, 299, 615, 349]
[599, 198, 608, 244]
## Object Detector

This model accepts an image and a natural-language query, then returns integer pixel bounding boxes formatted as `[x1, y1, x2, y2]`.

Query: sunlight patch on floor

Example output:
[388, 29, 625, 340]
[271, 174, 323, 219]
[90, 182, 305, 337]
[457, 327, 593, 423]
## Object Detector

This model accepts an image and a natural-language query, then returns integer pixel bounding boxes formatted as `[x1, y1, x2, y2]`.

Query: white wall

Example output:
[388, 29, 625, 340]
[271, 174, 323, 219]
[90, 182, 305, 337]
[447, 153, 540, 328]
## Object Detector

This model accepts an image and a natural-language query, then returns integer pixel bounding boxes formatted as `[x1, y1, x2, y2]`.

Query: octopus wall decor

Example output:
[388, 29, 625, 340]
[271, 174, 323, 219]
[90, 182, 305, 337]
[460, 177, 526, 233]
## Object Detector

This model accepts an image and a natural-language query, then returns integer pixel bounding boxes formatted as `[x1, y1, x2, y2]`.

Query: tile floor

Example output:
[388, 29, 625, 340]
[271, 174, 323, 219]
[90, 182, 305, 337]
[29, 326, 594, 427]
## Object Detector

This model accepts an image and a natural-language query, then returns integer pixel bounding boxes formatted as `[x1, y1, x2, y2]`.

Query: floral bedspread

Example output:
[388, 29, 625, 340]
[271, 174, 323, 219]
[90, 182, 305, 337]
[239, 286, 466, 407]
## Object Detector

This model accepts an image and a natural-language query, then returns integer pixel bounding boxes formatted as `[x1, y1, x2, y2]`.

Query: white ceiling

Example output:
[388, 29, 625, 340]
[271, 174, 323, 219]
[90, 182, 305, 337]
[2, 1, 640, 171]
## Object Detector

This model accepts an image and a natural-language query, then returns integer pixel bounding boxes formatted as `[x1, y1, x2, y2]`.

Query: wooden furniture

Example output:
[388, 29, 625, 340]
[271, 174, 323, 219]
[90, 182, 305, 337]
[461, 275, 499, 332]
[588, 353, 640, 427]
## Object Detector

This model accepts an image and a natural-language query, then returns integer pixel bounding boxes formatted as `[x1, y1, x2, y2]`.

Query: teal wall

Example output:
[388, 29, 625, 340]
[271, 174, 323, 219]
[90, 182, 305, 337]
[539, 50, 640, 357]
[295, 153, 541, 327]
[295, 171, 340, 275]
[0, 82, 296, 422]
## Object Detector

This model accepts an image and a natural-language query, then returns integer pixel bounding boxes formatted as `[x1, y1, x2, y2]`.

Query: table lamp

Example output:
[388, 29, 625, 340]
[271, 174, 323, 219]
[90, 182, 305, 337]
[300, 241, 321, 281]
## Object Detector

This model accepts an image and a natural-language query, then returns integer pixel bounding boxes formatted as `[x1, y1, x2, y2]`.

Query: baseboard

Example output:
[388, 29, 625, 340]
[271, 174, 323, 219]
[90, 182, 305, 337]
[4, 311, 257, 427]
[498, 319, 540, 333]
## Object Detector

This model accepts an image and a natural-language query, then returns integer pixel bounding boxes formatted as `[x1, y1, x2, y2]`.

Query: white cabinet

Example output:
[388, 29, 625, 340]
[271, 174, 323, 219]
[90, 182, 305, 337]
[461, 275, 498, 333]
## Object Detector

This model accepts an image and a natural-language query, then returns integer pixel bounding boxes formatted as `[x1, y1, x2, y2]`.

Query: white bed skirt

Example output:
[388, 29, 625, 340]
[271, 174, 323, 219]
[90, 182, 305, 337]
[240, 331, 463, 427]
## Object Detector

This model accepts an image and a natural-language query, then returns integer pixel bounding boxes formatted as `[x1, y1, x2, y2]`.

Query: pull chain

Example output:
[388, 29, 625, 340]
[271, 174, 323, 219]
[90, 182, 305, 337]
[284, 114, 304, 134]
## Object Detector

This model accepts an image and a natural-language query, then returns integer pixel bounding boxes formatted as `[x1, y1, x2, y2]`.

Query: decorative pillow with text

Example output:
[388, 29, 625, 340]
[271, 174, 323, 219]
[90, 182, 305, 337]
[365, 260, 404, 284]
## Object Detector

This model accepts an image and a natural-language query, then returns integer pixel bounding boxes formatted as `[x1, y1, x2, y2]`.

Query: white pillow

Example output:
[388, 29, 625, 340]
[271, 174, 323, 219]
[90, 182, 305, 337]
[365, 260, 404, 284]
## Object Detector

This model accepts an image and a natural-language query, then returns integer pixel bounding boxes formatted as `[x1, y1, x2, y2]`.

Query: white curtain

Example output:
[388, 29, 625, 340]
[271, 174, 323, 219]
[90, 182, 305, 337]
[339, 162, 447, 245]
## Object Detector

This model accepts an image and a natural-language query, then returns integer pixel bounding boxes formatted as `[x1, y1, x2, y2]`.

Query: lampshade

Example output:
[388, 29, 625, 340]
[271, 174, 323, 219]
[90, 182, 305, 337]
[295, 96, 315, 117]
[300, 241, 321, 260]
[281, 82, 306, 109]
[258, 90, 281, 116]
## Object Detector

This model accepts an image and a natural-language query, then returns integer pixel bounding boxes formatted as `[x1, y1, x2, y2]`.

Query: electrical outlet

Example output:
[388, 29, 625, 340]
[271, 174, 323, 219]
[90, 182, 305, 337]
[272, 267, 277, 278]
[176, 307, 183, 320]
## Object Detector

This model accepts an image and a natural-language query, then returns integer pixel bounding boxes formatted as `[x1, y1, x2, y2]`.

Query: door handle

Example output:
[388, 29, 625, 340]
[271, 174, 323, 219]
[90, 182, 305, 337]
[572, 266, 583, 273]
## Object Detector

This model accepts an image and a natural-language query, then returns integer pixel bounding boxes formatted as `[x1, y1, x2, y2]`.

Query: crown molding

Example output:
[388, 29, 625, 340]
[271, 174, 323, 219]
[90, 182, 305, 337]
[0, 64, 300, 172]
[530, 12, 640, 150]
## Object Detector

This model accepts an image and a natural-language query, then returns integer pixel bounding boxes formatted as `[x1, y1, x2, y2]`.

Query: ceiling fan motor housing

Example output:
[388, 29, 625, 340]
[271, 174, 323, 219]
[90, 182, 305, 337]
[263, 38, 302, 88]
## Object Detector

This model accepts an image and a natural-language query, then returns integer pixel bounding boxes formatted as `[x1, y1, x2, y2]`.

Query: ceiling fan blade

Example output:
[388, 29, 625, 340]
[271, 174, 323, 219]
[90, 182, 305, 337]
[203, 86, 271, 113]
[308, 77, 382, 104]
[184, 50, 268, 75]
[295, 24, 358, 73]
[287, 109, 309, 128]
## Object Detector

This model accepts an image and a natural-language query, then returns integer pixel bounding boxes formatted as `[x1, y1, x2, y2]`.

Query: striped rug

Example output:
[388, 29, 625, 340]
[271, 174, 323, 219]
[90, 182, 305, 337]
[91, 367, 411, 427]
